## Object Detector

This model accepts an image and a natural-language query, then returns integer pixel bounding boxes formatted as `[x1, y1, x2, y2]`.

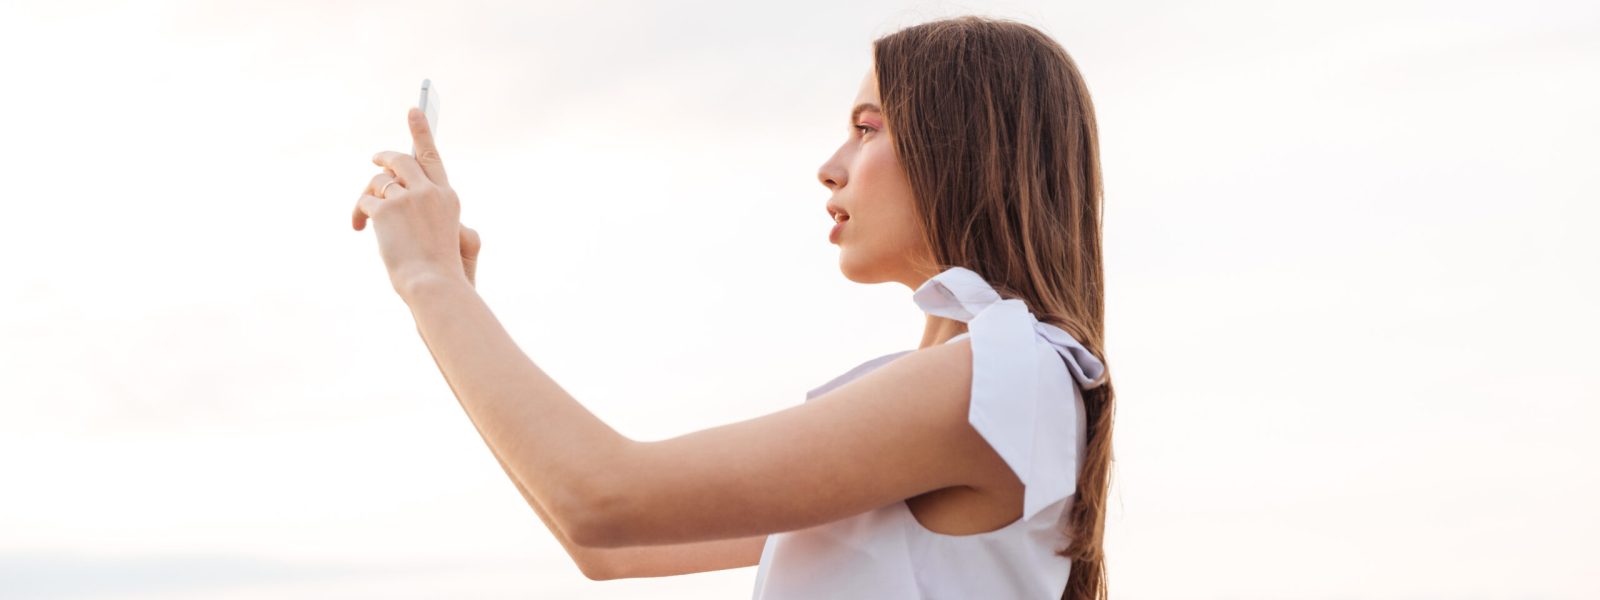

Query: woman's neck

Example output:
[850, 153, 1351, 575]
[918, 315, 969, 350]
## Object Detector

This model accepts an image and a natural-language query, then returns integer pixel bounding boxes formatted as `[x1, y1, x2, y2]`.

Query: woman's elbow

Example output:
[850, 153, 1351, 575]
[577, 555, 617, 581]
[558, 472, 635, 549]
[565, 498, 633, 549]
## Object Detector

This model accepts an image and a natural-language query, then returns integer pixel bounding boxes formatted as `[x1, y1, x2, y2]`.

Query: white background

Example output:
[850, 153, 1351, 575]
[1, 0, 1596, 598]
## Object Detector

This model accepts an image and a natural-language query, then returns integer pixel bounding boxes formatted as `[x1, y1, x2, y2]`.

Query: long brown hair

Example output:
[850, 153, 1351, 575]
[873, 16, 1115, 600]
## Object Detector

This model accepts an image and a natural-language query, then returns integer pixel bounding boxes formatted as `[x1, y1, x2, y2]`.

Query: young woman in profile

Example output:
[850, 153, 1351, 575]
[352, 14, 1115, 600]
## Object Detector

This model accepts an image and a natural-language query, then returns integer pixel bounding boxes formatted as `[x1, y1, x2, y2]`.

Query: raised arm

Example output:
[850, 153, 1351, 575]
[401, 273, 1006, 550]
[358, 107, 972, 566]
[416, 310, 765, 581]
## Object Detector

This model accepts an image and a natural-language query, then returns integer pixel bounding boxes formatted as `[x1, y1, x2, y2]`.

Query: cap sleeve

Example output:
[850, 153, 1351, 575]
[913, 266, 1108, 521]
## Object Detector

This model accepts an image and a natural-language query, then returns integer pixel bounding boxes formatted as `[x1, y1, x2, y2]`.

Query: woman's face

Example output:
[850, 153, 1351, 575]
[817, 66, 928, 288]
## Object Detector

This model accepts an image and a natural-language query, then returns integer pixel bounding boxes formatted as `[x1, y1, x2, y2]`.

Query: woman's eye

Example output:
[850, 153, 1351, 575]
[854, 124, 875, 136]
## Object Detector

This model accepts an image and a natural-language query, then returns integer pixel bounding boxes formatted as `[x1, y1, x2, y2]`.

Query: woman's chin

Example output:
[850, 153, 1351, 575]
[837, 251, 881, 284]
[837, 251, 861, 282]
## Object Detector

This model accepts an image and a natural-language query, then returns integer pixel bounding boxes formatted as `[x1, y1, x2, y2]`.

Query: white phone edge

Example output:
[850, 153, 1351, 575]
[413, 78, 440, 156]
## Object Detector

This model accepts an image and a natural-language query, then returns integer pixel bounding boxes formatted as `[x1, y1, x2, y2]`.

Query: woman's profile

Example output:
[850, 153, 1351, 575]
[352, 14, 1116, 600]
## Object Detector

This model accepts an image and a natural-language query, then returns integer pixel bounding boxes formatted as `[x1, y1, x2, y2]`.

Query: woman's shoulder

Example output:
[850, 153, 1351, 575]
[803, 348, 918, 402]
[803, 330, 986, 403]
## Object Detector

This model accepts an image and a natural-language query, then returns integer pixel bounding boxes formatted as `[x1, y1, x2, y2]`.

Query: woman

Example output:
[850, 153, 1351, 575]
[351, 14, 1115, 600]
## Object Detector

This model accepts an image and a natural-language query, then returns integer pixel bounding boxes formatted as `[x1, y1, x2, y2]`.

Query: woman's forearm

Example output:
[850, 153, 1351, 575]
[410, 309, 612, 579]
[399, 272, 631, 539]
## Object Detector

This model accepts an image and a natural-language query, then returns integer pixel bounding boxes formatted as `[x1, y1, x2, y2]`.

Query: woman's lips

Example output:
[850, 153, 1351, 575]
[830, 217, 848, 244]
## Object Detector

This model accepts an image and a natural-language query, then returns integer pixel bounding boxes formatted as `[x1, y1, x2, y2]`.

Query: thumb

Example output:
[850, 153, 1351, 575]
[460, 226, 482, 259]
[459, 225, 481, 287]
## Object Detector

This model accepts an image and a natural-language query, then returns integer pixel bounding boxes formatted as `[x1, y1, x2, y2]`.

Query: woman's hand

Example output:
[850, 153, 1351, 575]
[352, 107, 478, 296]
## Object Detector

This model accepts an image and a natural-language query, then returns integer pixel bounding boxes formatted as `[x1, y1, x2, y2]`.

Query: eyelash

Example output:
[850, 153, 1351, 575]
[854, 124, 876, 135]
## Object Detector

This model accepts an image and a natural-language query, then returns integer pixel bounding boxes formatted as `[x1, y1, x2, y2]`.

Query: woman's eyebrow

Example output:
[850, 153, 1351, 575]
[850, 102, 882, 124]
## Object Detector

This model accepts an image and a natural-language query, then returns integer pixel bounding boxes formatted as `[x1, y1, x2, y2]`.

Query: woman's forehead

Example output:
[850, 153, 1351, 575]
[855, 68, 878, 103]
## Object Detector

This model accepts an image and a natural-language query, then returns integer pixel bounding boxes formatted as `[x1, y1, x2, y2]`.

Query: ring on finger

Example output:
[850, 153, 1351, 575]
[379, 180, 401, 198]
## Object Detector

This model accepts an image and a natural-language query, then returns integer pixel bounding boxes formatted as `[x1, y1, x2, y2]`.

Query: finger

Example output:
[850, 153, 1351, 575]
[459, 225, 479, 287]
[459, 225, 481, 258]
[408, 107, 450, 187]
[353, 194, 383, 231]
[372, 150, 427, 188]
[363, 172, 397, 198]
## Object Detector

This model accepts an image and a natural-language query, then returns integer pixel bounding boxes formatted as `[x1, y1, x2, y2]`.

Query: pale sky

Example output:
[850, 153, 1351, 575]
[1, 0, 1596, 598]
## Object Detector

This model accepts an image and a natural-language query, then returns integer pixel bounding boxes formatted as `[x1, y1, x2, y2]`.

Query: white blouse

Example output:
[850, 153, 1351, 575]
[749, 266, 1108, 600]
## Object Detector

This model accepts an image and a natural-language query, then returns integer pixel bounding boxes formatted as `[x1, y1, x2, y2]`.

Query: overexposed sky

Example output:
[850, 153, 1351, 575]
[1, 0, 1596, 598]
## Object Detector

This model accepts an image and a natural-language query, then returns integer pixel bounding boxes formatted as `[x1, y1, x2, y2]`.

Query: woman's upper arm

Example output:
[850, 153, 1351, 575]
[568, 338, 1010, 548]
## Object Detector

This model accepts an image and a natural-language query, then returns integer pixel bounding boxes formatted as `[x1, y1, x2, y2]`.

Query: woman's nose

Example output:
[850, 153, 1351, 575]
[818, 163, 844, 190]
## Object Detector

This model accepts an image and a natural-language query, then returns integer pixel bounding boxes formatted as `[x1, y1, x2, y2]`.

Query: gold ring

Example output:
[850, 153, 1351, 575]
[379, 180, 401, 198]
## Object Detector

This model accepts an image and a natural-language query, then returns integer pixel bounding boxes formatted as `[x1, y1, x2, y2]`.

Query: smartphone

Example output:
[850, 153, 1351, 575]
[413, 78, 441, 156]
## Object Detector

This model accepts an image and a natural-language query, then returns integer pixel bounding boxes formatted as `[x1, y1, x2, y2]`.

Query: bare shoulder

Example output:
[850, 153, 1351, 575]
[815, 336, 974, 426]
[824, 337, 1017, 493]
